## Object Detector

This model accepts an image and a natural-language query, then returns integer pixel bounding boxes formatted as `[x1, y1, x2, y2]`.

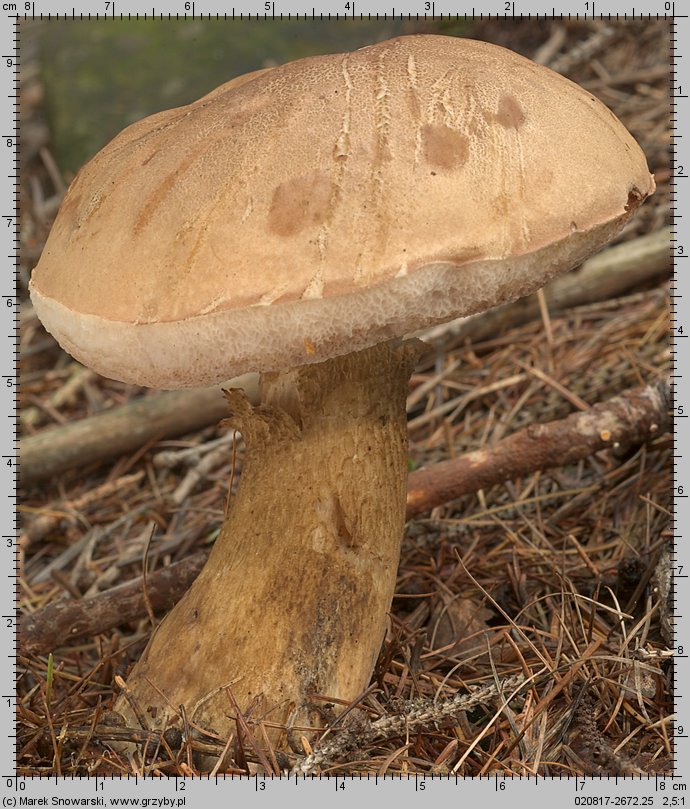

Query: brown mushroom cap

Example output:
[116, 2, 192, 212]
[30, 34, 653, 388]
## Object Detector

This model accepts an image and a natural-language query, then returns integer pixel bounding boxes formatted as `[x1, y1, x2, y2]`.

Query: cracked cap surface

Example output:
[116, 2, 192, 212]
[30, 34, 654, 388]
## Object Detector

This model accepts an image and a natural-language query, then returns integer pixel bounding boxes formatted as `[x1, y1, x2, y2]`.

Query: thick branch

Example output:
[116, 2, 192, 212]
[20, 379, 668, 657]
[19, 375, 259, 488]
[20, 553, 208, 656]
[406, 378, 670, 518]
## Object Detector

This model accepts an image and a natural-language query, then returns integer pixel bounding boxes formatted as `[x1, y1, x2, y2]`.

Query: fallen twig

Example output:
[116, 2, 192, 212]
[20, 380, 256, 487]
[406, 379, 669, 519]
[20, 471, 145, 546]
[171, 435, 238, 506]
[549, 23, 616, 74]
[21, 362, 95, 429]
[20, 552, 207, 655]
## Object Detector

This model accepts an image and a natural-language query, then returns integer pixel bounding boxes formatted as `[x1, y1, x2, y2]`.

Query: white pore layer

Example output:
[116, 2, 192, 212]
[30, 219, 622, 389]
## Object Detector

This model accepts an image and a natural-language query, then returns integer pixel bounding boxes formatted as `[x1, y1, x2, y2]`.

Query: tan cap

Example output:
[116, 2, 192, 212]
[30, 34, 654, 389]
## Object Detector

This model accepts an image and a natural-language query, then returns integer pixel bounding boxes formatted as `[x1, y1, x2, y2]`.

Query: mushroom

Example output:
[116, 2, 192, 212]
[29, 35, 653, 745]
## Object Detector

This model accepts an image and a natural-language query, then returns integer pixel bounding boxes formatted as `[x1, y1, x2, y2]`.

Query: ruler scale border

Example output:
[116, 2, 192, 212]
[8, 4, 684, 803]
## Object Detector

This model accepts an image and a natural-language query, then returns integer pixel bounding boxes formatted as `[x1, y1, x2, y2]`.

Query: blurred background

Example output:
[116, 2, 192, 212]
[36, 18, 466, 173]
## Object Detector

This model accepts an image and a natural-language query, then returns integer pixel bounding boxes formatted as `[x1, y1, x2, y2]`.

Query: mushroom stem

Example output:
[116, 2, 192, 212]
[115, 339, 423, 746]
